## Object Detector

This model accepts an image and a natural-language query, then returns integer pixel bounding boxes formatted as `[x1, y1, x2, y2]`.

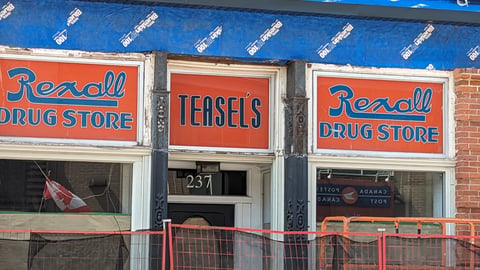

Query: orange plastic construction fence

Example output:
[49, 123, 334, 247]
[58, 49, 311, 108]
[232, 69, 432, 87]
[2, 218, 480, 270]
[321, 216, 480, 270]
[321, 216, 480, 239]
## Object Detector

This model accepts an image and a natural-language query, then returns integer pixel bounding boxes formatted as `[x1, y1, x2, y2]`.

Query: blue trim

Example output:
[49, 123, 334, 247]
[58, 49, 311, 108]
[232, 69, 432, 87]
[305, 0, 480, 12]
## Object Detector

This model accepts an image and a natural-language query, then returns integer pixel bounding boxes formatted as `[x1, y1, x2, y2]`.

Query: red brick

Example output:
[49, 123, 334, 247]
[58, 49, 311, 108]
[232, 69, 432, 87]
[455, 175, 470, 181]
[456, 126, 478, 133]
[465, 173, 480, 179]
[457, 167, 478, 173]
[456, 150, 472, 157]
[458, 74, 473, 81]
[456, 161, 470, 167]
[468, 121, 480, 127]
[456, 155, 471, 162]
[468, 214, 480, 222]
[455, 109, 471, 116]
[457, 137, 478, 144]
[470, 161, 480, 167]
[454, 68, 477, 76]
[455, 144, 470, 151]
[456, 86, 478, 92]
[455, 137, 479, 146]
[456, 94, 474, 100]
[456, 147, 470, 153]
[457, 190, 479, 196]
[457, 114, 470, 122]
[455, 79, 470, 86]
[471, 80, 480, 87]
[457, 173, 467, 179]
[454, 69, 471, 78]
[456, 183, 472, 189]
[468, 144, 480, 150]
[464, 68, 480, 74]
[456, 131, 470, 138]
[470, 150, 480, 156]
[457, 201, 480, 208]
[453, 69, 463, 77]
[456, 207, 471, 213]
[455, 214, 469, 220]
[470, 115, 480, 121]
[455, 115, 469, 122]
[457, 156, 472, 163]
[470, 208, 480, 214]
[456, 148, 468, 154]
[467, 185, 480, 191]
[461, 155, 477, 161]
[460, 98, 479, 104]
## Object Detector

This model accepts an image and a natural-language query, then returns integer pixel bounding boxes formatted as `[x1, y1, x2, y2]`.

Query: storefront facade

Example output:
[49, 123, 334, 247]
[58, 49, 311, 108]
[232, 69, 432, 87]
[0, 0, 479, 244]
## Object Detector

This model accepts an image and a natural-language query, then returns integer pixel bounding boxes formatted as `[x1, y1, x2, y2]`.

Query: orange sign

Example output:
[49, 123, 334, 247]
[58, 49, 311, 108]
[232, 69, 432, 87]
[0, 58, 139, 141]
[317, 76, 444, 153]
[170, 73, 270, 149]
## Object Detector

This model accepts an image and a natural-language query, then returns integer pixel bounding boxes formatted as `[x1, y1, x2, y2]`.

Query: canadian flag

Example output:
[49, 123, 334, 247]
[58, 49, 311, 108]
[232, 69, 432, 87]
[43, 177, 90, 212]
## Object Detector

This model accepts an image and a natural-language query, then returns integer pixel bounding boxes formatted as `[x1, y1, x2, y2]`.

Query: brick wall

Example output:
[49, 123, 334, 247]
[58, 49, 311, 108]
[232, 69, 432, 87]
[454, 68, 480, 229]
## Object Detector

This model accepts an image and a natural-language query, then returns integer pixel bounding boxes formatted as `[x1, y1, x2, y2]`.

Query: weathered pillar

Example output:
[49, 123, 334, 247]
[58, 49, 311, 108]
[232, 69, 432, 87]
[284, 60, 309, 269]
[150, 52, 169, 269]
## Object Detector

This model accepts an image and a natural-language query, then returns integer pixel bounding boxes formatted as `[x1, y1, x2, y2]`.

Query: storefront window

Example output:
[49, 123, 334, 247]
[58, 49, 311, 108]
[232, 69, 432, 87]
[0, 159, 131, 214]
[316, 168, 443, 221]
[168, 168, 247, 196]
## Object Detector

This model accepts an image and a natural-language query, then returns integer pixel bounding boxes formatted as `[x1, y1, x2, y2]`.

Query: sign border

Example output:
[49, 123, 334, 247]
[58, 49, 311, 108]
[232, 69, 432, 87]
[167, 63, 278, 153]
[312, 70, 450, 158]
[0, 53, 145, 146]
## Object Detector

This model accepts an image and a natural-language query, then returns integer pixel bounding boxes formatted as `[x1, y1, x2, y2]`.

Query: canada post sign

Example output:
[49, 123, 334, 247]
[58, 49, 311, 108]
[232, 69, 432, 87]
[0, 59, 138, 141]
[317, 183, 392, 208]
[170, 73, 270, 149]
[317, 76, 444, 153]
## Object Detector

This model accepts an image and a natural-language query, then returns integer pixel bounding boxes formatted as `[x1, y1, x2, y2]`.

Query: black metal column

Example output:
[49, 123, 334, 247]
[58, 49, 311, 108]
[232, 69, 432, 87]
[149, 52, 169, 269]
[284, 60, 309, 270]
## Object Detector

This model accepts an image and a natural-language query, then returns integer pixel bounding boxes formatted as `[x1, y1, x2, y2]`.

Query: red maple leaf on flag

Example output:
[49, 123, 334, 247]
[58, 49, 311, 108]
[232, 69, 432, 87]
[43, 177, 90, 212]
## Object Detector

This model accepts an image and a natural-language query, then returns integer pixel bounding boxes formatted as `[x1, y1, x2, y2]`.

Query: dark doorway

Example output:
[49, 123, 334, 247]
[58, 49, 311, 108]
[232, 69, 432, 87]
[168, 203, 235, 269]
[168, 203, 234, 226]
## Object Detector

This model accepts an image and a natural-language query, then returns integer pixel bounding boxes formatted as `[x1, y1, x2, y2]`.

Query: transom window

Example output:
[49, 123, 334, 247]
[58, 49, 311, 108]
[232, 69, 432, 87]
[168, 168, 247, 196]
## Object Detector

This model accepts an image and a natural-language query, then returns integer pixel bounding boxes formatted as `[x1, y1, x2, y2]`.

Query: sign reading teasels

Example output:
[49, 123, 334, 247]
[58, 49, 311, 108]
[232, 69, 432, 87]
[170, 73, 270, 149]
[317, 76, 444, 153]
[0, 59, 138, 141]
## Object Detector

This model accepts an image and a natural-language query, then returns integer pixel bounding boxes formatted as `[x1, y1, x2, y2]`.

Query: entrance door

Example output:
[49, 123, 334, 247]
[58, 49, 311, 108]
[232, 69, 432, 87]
[168, 203, 235, 269]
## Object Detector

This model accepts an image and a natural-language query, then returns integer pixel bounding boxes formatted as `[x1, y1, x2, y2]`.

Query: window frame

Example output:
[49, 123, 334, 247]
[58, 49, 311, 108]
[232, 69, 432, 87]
[0, 53, 146, 147]
[0, 143, 152, 231]
[306, 64, 456, 234]
[167, 60, 281, 154]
